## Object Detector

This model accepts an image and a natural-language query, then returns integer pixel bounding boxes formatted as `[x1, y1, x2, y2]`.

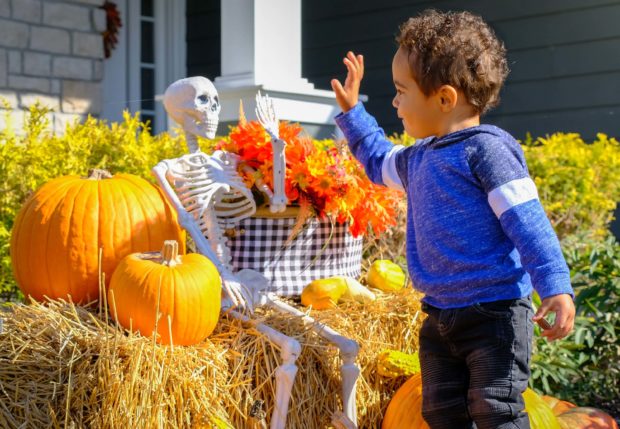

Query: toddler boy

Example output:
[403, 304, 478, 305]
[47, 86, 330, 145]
[331, 9, 575, 429]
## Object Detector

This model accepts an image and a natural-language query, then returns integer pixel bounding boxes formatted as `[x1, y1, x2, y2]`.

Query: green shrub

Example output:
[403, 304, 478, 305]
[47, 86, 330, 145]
[530, 233, 620, 415]
[0, 105, 190, 300]
[523, 133, 620, 240]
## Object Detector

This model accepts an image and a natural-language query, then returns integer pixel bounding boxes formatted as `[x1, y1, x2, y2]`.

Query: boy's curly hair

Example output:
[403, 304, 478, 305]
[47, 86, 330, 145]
[396, 10, 509, 114]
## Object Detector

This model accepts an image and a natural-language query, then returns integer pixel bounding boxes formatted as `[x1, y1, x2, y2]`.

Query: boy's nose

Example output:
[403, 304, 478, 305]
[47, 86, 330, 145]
[392, 96, 399, 108]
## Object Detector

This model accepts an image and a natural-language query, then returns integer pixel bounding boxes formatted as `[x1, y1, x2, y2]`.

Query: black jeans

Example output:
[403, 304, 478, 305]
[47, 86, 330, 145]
[419, 297, 534, 429]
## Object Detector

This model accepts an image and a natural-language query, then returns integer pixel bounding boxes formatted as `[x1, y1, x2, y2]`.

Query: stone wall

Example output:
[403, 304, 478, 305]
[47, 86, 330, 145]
[0, 0, 106, 133]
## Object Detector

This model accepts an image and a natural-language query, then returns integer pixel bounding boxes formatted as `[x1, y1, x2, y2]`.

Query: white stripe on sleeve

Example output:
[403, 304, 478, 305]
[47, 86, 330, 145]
[488, 177, 539, 218]
[381, 145, 406, 191]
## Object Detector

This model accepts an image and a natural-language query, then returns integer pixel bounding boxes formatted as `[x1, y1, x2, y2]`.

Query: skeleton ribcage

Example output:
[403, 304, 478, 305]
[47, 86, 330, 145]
[167, 152, 256, 267]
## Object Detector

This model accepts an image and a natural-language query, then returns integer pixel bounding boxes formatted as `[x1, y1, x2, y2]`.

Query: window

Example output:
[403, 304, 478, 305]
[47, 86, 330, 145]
[102, 0, 186, 134]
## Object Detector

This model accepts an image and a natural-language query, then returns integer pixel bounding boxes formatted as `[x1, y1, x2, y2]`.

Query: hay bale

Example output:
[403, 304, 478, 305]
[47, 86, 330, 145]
[0, 289, 423, 428]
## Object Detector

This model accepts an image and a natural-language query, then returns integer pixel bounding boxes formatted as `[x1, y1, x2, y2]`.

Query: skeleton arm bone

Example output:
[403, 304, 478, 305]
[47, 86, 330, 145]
[152, 161, 253, 310]
[270, 137, 288, 212]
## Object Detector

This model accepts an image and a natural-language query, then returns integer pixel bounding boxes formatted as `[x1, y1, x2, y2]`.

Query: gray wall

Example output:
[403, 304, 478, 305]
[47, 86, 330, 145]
[0, 0, 108, 133]
[302, 0, 620, 141]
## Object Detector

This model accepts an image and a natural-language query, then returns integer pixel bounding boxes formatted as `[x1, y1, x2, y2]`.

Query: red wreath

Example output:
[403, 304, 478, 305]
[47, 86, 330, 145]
[101, 1, 122, 58]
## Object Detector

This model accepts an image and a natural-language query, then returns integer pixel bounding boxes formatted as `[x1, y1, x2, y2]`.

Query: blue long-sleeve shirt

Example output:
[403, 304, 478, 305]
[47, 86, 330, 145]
[335, 103, 573, 309]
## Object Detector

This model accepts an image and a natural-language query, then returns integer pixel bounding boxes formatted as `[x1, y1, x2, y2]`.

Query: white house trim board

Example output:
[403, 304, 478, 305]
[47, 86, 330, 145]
[217, 85, 340, 125]
[156, 0, 187, 132]
[214, 0, 344, 128]
[102, 0, 130, 125]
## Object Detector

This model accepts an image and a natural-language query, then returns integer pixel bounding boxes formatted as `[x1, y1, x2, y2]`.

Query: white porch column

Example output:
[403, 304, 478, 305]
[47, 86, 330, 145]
[214, 0, 343, 132]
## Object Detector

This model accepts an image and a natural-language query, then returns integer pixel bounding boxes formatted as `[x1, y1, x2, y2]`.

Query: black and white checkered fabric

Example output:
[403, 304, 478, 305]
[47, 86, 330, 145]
[228, 216, 363, 296]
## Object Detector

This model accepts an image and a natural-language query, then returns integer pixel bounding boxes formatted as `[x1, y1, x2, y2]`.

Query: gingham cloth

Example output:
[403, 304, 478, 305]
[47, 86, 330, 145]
[228, 216, 363, 296]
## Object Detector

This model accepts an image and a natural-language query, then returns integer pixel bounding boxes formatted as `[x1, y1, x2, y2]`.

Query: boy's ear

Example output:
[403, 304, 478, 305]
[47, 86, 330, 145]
[436, 85, 458, 112]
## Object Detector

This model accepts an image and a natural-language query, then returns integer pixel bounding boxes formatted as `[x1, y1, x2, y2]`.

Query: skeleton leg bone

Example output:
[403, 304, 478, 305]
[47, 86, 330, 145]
[264, 293, 360, 425]
[229, 310, 301, 429]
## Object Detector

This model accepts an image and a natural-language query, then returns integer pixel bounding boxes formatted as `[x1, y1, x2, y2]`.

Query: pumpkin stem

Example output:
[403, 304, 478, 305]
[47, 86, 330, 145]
[87, 169, 113, 180]
[161, 240, 180, 267]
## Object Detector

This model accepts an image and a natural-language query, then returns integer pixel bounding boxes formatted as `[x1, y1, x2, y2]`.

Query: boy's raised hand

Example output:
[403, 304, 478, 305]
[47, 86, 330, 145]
[533, 293, 575, 341]
[331, 51, 364, 113]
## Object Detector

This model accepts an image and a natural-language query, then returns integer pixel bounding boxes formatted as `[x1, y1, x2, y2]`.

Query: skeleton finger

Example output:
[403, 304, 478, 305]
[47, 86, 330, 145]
[222, 281, 240, 308]
[256, 92, 279, 139]
[269, 98, 278, 128]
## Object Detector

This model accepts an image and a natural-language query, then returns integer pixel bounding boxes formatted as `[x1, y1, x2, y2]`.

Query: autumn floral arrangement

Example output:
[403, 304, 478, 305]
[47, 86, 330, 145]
[215, 118, 403, 238]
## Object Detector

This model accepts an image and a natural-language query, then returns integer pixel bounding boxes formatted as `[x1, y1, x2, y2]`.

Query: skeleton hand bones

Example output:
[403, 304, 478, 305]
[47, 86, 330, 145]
[256, 92, 288, 213]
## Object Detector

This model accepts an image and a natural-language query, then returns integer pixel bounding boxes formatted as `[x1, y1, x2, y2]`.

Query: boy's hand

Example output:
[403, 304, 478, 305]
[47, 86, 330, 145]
[533, 294, 575, 341]
[331, 51, 364, 113]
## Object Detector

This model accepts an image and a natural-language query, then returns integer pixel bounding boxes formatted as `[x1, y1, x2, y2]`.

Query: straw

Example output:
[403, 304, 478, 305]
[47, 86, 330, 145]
[0, 287, 422, 428]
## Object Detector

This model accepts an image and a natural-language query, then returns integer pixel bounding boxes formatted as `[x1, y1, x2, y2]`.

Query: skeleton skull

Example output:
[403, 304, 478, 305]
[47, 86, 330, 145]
[163, 76, 221, 139]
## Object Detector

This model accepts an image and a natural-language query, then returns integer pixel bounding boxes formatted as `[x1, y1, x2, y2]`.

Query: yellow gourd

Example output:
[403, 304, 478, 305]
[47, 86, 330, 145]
[367, 260, 406, 292]
[376, 349, 421, 378]
[301, 277, 348, 310]
[341, 277, 376, 303]
[301, 276, 376, 309]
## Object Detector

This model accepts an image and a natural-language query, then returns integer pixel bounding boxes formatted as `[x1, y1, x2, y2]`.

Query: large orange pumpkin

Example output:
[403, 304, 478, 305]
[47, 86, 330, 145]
[10, 170, 184, 304]
[381, 373, 428, 429]
[522, 388, 562, 429]
[556, 407, 619, 429]
[108, 240, 221, 346]
[382, 373, 561, 429]
[541, 394, 577, 415]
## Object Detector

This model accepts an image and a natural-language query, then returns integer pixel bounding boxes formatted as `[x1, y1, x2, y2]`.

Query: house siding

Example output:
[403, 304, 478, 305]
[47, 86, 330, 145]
[187, 1, 620, 140]
[301, 0, 620, 141]
[187, 0, 620, 237]
[186, 0, 220, 82]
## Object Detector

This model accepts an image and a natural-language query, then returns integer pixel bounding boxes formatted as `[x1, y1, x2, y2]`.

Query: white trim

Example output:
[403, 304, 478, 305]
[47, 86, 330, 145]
[488, 177, 539, 218]
[381, 145, 406, 191]
[127, 0, 141, 115]
[102, 0, 129, 124]
[217, 85, 341, 125]
[156, 0, 186, 133]
[215, 0, 359, 129]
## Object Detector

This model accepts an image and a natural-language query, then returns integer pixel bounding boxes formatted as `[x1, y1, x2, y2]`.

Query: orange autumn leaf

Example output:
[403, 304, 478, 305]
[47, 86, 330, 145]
[216, 120, 403, 237]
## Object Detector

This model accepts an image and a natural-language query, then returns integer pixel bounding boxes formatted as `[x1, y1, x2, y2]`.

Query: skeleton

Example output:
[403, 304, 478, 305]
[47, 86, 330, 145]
[152, 77, 360, 428]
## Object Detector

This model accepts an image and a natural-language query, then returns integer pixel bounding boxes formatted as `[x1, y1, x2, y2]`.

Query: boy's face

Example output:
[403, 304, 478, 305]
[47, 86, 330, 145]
[391, 47, 441, 138]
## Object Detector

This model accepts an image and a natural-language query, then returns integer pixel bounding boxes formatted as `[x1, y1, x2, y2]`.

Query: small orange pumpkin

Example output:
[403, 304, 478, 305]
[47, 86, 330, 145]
[556, 407, 619, 429]
[10, 170, 184, 304]
[108, 240, 221, 346]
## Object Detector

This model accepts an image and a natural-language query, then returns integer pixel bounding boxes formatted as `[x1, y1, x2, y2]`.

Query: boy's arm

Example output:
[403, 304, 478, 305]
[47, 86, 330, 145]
[332, 51, 409, 191]
[467, 138, 575, 341]
[335, 104, 407, 190]
[331, 51, 364, 113]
